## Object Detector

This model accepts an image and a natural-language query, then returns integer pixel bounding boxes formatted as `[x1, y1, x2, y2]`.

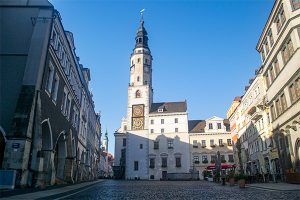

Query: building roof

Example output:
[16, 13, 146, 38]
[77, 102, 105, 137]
[188, 120, 206, 133]
[150, 101, 187, 114]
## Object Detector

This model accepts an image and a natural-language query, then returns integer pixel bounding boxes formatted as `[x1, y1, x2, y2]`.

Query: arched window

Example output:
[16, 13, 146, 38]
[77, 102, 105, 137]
[137, 76, 140, 82]
[136, 90, 141, 98]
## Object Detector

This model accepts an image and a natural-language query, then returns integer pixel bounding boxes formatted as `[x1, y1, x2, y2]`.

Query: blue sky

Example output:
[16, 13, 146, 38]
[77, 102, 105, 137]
[50, 0, 274, 155]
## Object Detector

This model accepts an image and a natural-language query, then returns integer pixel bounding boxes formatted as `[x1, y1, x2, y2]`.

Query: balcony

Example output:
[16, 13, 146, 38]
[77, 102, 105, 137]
[247, 106, 263, 121]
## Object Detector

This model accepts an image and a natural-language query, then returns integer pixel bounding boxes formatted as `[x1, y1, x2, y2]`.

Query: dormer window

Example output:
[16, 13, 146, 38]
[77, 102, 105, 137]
[158, 108, 164, 112]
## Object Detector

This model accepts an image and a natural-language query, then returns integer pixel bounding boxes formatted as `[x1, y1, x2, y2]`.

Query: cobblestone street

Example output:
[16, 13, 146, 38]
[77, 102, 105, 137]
[52, 180, 300, 200]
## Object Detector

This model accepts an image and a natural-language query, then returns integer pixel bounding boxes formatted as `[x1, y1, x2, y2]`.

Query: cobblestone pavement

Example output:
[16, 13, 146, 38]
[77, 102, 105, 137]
[55, 180, 300, 200]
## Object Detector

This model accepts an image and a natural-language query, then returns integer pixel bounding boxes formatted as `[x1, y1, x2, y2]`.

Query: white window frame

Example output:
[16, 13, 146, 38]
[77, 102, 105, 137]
[46, 62, 55, 95]
[51, 73, 59, 102]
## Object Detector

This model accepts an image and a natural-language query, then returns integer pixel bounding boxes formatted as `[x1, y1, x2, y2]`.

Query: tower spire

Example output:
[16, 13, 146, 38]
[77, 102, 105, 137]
[140, 8, 145, 24]
[135, 9, 149, 49]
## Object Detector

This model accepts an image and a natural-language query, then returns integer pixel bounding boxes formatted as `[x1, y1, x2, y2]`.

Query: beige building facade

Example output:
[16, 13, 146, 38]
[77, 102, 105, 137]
[257, 0, 300, 182]
[189, 116, 233, 179]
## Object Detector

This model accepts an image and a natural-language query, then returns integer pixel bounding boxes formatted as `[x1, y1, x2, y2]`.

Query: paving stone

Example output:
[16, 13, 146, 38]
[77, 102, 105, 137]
[61, 180, 300, 200]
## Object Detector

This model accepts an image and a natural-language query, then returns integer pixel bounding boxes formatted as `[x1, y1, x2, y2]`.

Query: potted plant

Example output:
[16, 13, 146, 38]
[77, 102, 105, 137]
[210, 160, 215, 164]
[227, 171, 235, 186]
[202, 159, 208, 164]
[235, 173, 247, 188]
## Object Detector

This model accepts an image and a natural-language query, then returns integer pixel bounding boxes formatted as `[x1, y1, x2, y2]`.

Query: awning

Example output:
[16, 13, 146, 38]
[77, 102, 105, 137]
[206, 163, 236, 170]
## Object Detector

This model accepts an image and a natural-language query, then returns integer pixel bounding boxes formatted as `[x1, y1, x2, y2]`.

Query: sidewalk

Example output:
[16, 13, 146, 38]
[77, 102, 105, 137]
[247, 182, 300, 191]
[0, 179, 103, 200]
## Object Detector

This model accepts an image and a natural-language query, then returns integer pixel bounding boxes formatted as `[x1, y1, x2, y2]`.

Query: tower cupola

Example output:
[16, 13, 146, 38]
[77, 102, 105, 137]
[135, 16, 149, 49]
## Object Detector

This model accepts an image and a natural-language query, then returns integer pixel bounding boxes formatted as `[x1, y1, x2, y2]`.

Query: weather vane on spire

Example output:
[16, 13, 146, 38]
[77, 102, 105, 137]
[140, 8, 145, 22]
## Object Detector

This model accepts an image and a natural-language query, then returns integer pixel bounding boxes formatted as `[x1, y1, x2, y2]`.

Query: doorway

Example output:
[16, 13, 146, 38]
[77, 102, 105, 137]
[162, 171, 167, 180]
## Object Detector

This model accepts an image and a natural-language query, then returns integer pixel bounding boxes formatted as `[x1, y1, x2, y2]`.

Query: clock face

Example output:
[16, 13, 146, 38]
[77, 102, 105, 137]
[132, 117, 144, 130]
[132, 105, 144, 117]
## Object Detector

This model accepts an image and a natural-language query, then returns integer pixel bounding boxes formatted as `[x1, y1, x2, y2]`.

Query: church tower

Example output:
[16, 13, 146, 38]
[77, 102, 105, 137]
[103, 129, 108, 152]
[127, 15, 153, 131]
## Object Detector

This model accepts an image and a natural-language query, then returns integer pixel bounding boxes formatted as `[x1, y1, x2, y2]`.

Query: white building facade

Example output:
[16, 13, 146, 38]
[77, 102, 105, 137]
[256, 0, 300, 182]
[114, 17, 191, 180]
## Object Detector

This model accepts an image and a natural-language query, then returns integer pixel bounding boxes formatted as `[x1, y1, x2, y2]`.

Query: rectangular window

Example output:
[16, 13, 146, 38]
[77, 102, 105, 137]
[264, 38, 269, 54]
[161, 157, 167, 168]
[193, 140, 198, 148]
[151, 119, 154, 124]
[134, 161, 139, 171]
[219, 139, 223, 146]
[57, 40, 61, 55]
[280, 93, 287, 111]
[273, 59, 280, 76]
[261, 50, 266, 61]
[175, 128, 178, 133]
[290, 83, 297, 102]
[46, 62, 55, 94]
[269, 67, 275, 82]
[296, 77, 300, 99]
[227, 139, 232, 146]
[268, 29, 274, 47]
[175, 118, 178, 123]
[161, 119, 164, 124]
[140, 144, 143, 149]
[210, 139, 214, 146]
[151, 129, 154, 133]
[201, 140, 206, 147]
[167, 139, 174, 149]
[67, 96, 72, 119]
[123, 138, 126, 147]
[176, 157, 181, 167]
[228, 155, 234, 162]
[276, 7, 286, 32]
[275, 99, 282, 116]
[161, 128, 164, 133]
[193, 156, 199, 163]
[282, 39, 294, 64]
[61, 89, 68, 113]
[221, 155, 226, 162]
[154, 141, 159, 149]
[211, 155, 216, 163]
[51, 73, 59, 102]
[150, 158, 155, 168]
[217, 123, 222, 129]
[270, 104, 276, 121]
[202, 155, 208, 162]
[209, 123, 213, 129]
[265, 73, 270, 88]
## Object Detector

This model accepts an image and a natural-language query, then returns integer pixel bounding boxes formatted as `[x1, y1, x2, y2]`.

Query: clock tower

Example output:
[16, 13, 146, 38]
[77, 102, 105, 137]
[127, 16, 153, 131]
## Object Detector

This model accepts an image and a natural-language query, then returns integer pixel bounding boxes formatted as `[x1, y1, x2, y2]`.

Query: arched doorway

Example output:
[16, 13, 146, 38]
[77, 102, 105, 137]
[295, 139, 300, 172]
[64, 130, 75, 183]
[41, 119, 54, 185]
[54, 132, 67, 181]
[0, 126, 6, 168]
